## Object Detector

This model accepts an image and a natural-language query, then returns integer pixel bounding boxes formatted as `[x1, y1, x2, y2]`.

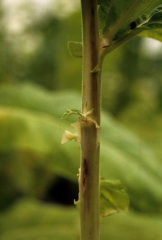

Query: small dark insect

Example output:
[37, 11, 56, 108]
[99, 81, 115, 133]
[130, 21, 137, 30]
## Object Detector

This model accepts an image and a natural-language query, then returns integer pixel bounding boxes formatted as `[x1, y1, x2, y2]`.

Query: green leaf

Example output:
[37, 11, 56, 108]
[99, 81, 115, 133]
[137, 5, 162, 41]
[74, 179, 129, 219]
[0, 105, 79, 181]
[97, 0, 114, 33]
[100, 179, 129, 219]
[61, 109, 83, 119]
[0, 107, 62, 153]
[139, 28, 162, 41]
[98, 0, 160, 38]
[97, 0, 162, 54]
[67, 41, 83, 58]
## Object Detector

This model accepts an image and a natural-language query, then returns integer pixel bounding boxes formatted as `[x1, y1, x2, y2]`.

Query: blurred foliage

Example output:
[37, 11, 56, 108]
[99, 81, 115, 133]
[0, 83, 162, 214]
[1, 199, 162, 240]
[1, 1, 162, 239]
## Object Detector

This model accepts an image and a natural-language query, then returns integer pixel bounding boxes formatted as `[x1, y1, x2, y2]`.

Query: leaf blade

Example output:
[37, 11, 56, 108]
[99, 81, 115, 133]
[98, 0, 160, 38]
[100, 179, 129, 219]
[67, 41, 83, 58]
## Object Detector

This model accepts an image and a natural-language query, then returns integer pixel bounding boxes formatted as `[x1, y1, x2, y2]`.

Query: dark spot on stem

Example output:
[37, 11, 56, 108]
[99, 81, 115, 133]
[130, 21, 137, 30]
[91, 9, 94, 18]
[83, 158, 88, 190]
[84, 158, 88, 176]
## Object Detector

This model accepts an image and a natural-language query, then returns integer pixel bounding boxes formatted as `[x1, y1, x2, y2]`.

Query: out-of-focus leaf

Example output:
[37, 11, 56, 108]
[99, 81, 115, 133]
[0, 107, 62, 153]
[67, 41, 83, 58]
[100, 179, 129, 219]
[0, 151, 55, 206]
[100, 112, 162, 213]
[0, 199, 79, 240]
[1, 199, 162, 240]
[139, 28, 162, 41]
[0, 104, 79, 182]
[0, 83, 162, 212]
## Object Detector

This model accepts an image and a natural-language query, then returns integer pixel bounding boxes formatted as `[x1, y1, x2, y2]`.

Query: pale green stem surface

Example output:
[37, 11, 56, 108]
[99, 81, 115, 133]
[79, 0, 102, 240]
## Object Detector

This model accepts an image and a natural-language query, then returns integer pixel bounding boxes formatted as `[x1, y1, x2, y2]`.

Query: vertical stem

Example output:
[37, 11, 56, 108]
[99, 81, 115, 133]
[81, 0, 100, 123]
[79, 0, 102, 240]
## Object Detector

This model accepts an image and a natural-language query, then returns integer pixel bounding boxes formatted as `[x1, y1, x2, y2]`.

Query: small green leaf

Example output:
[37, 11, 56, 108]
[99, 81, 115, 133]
[100, 179, 129, 219]
[67, 41, 83, 58]
[61, 109, 83, 119]
[61, 108, 95, 120]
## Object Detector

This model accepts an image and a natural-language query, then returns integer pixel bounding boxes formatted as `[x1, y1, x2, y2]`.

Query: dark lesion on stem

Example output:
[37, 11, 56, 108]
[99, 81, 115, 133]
[82, 158, 89, 194]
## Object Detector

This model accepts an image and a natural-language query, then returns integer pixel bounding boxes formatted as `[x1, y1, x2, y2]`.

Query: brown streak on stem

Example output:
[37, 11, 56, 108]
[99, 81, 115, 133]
[83, 158, 88, 193]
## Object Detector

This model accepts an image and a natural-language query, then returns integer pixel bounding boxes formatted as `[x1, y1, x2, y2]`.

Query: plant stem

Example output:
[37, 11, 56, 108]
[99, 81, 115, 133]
[79, 0, 102, 240]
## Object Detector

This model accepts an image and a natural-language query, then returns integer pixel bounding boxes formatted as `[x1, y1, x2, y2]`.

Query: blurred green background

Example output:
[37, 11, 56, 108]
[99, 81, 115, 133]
[1, 0, 162, 239]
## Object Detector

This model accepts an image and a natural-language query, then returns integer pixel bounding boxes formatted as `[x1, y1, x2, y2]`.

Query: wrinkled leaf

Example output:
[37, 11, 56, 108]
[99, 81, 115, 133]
[138, 5, 162, 41]
[97, 1, 162, 54]
[98, 0, 160, 37]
